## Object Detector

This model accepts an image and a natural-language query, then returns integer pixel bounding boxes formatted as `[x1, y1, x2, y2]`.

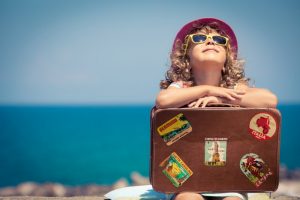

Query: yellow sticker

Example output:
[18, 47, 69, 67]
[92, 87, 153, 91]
[157, 113, 192, 145]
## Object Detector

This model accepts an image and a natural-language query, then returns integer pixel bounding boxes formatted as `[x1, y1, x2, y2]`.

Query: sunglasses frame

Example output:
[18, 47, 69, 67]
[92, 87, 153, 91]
[182, 33, 229, 56]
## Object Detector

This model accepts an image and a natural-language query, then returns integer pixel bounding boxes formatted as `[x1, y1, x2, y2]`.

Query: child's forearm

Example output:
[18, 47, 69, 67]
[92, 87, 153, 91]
[221, 88, 278, 108]
[155, 85, 209, 108]
[156, 85, 242, 108]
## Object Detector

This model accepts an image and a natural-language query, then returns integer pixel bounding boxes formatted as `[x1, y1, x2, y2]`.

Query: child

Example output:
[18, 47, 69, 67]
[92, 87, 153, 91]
[155, 18, 277, 200]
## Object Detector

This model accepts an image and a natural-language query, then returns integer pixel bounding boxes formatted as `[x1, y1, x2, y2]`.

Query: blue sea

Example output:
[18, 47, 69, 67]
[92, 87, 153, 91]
[0, 104, 299, 187]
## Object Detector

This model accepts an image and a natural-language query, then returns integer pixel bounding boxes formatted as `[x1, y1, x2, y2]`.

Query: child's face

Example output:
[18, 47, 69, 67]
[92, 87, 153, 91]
[187, 29, 227, 71]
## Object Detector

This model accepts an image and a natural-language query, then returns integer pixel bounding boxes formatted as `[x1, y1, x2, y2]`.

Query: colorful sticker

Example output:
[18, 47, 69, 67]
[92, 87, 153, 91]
[249, 113, 277, 140]
[204, 138, 227, 166]
[240, 153, 273, 187]
[157, 113, 192, 145]
[159, 152, 193, 187]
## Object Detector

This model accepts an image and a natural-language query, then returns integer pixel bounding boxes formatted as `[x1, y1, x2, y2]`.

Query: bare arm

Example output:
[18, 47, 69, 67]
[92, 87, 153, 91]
[156, 86, 208, 108]
[155, 85, 242, 108]
[222, 87, 278, 108]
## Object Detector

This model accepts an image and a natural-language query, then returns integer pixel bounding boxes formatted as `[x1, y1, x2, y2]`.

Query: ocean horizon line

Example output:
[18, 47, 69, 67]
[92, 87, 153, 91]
[0, 103, 154, 107]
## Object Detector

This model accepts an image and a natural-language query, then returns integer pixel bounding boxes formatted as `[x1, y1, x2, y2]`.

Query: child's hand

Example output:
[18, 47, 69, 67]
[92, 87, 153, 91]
[188, 96, 222, 108]
[206, 85, 245, 101]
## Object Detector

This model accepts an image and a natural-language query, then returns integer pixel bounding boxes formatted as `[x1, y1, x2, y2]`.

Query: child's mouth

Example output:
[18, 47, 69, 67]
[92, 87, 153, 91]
[203, 48, 219, 53]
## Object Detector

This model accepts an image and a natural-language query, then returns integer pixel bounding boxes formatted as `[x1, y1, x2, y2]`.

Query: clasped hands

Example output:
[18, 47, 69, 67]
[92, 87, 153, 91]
[188, 84, 248, 108]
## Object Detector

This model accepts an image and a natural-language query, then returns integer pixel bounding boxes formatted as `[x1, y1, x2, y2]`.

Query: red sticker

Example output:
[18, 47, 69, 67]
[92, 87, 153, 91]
[240, 153, 273, 187]
[249, 113, 277, 140]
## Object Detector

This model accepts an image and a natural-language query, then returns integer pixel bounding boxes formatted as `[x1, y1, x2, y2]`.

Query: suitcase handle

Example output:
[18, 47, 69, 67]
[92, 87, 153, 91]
[204, 102, 240, 107]
[151, 103, 240, 113]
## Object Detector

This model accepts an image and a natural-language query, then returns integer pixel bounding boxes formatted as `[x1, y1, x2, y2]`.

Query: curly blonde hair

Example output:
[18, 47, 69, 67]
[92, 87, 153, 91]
[160, 22, 250, 89]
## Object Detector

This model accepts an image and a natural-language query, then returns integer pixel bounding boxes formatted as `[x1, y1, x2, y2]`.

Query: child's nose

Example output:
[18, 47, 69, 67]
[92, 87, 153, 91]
[206, 38, 215, 45]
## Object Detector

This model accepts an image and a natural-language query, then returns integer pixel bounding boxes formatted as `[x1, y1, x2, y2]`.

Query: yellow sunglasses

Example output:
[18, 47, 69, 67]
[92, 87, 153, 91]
[182, 33, 229, 55]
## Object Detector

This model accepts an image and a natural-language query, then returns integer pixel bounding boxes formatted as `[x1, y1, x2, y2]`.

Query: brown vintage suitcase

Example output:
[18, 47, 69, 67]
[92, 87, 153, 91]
[150, 104, 281, 193]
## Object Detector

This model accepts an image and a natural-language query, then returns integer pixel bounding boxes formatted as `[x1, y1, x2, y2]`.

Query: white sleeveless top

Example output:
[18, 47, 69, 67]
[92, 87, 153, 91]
[104, 185, 250, 200]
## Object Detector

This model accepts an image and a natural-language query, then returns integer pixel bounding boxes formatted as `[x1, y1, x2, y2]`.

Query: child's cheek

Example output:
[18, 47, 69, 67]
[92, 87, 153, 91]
[189, 45, 204, 59]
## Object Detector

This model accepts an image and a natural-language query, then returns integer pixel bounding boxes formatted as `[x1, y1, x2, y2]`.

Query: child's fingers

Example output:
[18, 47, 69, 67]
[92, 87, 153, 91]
[194, 98, 204, 108]
[188, 101, 196, 107]
[202, 97, 219, 108]
[225, 89, 242, 99]
[230, 91, 243, 99]
[201, 99, 209, 108]
[223, 93, 236, 101]
[223, 90, 244, 100]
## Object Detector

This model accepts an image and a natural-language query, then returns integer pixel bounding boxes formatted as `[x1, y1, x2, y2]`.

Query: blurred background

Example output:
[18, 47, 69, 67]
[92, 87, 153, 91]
[0, 0, 299, 195]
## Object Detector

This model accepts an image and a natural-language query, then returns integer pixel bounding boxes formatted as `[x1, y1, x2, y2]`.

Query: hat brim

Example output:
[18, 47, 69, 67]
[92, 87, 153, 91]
[172, 18, 238, 55]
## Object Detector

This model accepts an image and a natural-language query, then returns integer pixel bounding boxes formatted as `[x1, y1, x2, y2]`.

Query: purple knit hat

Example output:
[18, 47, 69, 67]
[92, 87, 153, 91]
[172, 18, 238, 56]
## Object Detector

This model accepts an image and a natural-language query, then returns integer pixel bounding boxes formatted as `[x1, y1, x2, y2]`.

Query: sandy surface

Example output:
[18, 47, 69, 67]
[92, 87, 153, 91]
[1, 171, 299, 199]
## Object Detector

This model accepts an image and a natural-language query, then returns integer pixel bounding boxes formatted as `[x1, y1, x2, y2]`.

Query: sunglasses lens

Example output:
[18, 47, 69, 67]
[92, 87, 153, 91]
[192, 34, 207, 43]
[213, 36, 227, 45]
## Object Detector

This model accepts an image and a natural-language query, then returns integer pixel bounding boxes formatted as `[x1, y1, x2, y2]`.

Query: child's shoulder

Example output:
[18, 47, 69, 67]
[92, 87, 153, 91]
[169, 81, 191, 89]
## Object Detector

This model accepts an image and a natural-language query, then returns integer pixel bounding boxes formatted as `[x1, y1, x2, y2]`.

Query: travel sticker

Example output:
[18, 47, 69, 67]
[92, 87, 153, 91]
[160, 152, 193, 187]
[249, 113, 277, 140]
[240, 153, 273, 187]
[204, 138, 227, 166]
[157, 113, 192, 145]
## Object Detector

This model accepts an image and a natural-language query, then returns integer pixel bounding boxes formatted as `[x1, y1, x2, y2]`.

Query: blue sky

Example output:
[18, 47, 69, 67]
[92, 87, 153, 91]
[0, 0, 299, 105]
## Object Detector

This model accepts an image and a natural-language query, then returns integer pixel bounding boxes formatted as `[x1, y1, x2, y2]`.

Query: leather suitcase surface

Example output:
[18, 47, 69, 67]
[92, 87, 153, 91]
[150, 106, 281, 193]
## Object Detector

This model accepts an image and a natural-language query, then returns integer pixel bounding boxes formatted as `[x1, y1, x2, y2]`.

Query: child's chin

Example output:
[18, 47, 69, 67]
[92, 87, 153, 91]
[202, 54, 224, 60]
[198, 58, 225, 66]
